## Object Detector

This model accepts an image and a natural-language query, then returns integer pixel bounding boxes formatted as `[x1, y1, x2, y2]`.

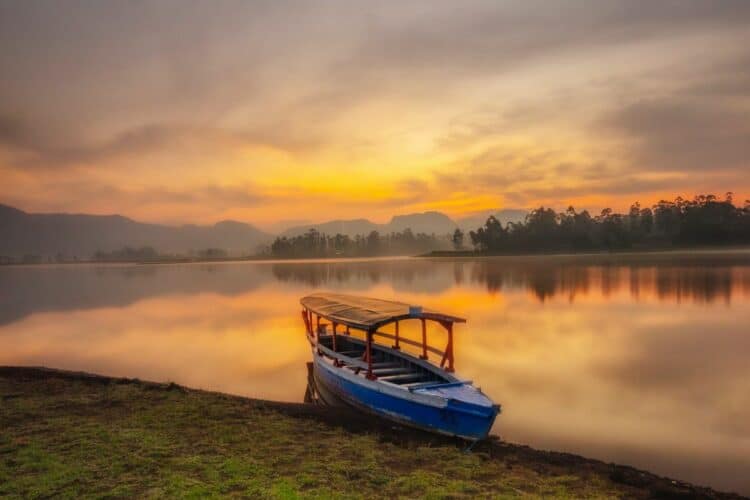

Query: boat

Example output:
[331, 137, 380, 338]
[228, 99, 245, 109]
[300, 293, 500, 441]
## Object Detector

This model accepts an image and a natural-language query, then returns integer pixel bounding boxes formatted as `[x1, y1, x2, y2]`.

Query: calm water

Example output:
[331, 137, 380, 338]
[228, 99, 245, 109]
[2, 251, 750, 494]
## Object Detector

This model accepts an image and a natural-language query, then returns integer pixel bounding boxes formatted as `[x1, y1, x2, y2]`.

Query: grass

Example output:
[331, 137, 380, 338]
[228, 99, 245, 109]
[0, 367, 740, 499]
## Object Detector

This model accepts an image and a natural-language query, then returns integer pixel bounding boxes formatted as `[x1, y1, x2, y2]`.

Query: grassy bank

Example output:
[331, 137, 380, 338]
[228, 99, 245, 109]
[0, 367, 742, 499]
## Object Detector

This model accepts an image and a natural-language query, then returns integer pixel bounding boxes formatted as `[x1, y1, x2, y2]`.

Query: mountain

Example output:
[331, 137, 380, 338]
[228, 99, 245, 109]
[0, 203, 534, 259]
[281, 211, 458, 238]
[387, 211, 457, 234]
[281, 209, 531, 238]
[281, 218, 380, 238]
[0, 204, 272, 259]
[456, 209, 528, 232]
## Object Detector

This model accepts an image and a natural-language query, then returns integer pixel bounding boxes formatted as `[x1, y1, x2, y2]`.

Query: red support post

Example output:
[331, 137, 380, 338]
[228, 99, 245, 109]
[315, 314, 321, 355]
[366, 330, 376, 379]
[446, 322, 454, 372]
[438, 320, 455, 372]
[420, 318, 428, 360]
[393, 321, 400, 350]
[332, 322, 339, 366]
[301, 309, 310, 333]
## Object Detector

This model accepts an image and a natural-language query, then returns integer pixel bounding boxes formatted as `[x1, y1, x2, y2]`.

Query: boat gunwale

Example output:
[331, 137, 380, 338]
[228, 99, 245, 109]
[312, 346, 450, 409]
[312, 353, 498, 439]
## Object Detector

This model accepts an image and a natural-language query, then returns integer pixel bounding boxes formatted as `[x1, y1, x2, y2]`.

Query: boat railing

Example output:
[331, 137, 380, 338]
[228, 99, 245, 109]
[309, 328, 446, 367]
[307, 323, 447, 361]
[305, 322, 455, 381]
[313, 340, 371, 371]
[371, 330, 445, 358]
[301, 306, 458, 380]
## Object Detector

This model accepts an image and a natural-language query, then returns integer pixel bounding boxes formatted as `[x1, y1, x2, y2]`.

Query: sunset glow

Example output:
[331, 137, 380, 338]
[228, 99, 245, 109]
[1, 1, 748, 230]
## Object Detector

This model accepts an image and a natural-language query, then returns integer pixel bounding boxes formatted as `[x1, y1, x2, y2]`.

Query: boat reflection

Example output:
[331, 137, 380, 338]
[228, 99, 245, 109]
[304, 362, 347, 408]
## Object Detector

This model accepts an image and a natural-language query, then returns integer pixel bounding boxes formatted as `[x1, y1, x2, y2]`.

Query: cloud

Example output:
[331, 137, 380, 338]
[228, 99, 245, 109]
[601, 98, 750, 171]
[1, 1, 750, 220]
[0, 121, 188, 167]
[339, 1, 750, 84]
[597, 49, 750, 173]
[0, 175, 265, 218]
[3, 1, 750, 166]
[0, 118, 330, 170]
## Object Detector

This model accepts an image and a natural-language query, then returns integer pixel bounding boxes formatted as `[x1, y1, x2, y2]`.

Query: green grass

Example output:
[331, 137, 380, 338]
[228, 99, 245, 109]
[0, 370, 727, 499]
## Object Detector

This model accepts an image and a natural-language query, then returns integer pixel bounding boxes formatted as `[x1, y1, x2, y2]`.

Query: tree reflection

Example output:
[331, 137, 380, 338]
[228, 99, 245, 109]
[1, 253, 749, 327]
[270, 254, 750, 304]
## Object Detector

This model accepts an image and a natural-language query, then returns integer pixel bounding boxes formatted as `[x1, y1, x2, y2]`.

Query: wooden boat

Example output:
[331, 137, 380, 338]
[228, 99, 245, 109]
[300, 293, 500, 441]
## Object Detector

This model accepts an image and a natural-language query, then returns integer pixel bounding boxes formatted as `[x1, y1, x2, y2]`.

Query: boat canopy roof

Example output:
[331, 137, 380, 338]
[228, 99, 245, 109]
[301, 292, 466, 330]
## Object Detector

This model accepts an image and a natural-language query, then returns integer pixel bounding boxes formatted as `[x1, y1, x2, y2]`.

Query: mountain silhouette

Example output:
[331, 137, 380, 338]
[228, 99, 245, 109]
[281, 211, 459, 237]
[0, 203, 529, 259]
[0, 204, 272, 258]
[455, 209, 527, 231]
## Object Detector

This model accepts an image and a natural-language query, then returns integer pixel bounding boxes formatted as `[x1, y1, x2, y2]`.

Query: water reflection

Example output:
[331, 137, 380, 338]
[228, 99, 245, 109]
[303, 361, 347, 409]
[1, 251, 750, 494]
[2, 252, 749, 326]
[274, 255, 750, 304]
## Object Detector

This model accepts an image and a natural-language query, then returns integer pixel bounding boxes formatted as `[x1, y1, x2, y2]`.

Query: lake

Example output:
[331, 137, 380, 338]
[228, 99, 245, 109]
[2, 251, 749, 494]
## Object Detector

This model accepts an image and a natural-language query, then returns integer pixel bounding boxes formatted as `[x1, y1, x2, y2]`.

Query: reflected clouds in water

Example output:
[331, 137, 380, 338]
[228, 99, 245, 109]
[1, 252, 750, 493]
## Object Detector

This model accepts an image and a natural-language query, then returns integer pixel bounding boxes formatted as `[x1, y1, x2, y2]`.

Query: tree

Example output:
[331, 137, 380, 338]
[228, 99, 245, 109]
[469, 216, 506, 252]
[366, 230, 380, 254]
[451, 228, 464, 250]
[268, 228, 447, 258]
[464, 193, 747, 254]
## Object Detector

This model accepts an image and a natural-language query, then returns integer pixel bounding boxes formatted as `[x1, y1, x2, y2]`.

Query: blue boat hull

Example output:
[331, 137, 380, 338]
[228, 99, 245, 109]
[313, 354, 498, 440]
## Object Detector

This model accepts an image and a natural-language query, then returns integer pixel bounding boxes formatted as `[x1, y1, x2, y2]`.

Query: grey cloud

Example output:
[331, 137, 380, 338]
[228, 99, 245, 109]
[337, 0, 750, 86]
[522, 175, 683, 201]
[600, 97, 750, 172]
[110, 184, 265, 209]
[0, 121, 195, 167]
[0, 119, 326, 169]
[430, 148, 566, 194]
[1, 178, 265, 214]
[3, 0, 750, 170]
[681, 52, 750, 99]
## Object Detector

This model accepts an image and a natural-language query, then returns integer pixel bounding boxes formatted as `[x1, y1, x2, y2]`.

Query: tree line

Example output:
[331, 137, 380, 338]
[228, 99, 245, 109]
[92, 246, 229, 262]
[469, 193, 750, 253]
[269, 228, 449, 258]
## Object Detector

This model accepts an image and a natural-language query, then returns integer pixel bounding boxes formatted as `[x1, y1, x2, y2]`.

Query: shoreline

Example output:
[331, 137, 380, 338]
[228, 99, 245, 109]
[2, 245, 750, 267]
[1, 366, 744, 499]
[421, 245, 750, 258]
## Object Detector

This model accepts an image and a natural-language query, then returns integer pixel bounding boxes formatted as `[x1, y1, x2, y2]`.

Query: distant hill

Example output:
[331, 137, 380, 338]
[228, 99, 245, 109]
[0, 204, 272, 259]
[456, 209, 528, 232]
[281, 211, 458, 238]
[281, 218, 380, 238]
[0, 203, 532, 260]
[387, 211, 457, 234]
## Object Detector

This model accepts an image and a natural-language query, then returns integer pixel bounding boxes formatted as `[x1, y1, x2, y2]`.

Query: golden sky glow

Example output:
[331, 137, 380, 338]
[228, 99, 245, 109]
[1, 1, 749, 230]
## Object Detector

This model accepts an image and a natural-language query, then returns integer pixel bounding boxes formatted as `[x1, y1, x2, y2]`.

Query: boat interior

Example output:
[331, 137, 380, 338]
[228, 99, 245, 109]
[317, 333, 451, 389]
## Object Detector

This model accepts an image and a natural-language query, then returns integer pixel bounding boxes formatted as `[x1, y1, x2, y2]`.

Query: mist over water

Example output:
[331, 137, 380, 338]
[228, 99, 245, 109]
[2, 251, 749, 494]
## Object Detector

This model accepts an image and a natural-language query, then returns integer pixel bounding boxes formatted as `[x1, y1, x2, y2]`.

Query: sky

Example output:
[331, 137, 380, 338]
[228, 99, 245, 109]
[1, 0, 748, 231]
